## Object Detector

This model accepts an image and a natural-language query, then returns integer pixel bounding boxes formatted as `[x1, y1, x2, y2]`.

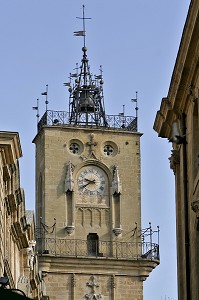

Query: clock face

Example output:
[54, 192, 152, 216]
[77, 166, 106, 196]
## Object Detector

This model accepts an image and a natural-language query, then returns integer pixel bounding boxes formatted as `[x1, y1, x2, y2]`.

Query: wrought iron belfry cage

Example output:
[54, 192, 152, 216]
[67, 5, 107, 127]
[68, 47, 108, 127]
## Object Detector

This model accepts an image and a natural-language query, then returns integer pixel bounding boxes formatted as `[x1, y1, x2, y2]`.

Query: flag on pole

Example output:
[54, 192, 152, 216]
[73, 31, 85, 36]
[131, 98, 137, 102]
[63, 82, 71, 87]
[41, 92, 47, 96]
[95, 75, 102, 80]
[70, 73, 78, 78]
[32, 106, 38, 110]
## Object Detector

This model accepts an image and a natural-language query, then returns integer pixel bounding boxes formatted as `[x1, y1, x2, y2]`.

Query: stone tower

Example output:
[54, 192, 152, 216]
[33, 8, 159, 300]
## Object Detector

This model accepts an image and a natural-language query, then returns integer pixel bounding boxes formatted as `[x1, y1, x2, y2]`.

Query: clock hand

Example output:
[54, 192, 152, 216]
[84, 178, 95, 183]
[85, 182, 91, 187]
[82, 182, 92, 188]
[82, 179, 96, 188]
[84, 178, 95, 182]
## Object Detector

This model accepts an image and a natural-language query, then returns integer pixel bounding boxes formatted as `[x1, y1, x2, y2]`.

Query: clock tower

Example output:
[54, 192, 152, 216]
[33, 8, 159, 300]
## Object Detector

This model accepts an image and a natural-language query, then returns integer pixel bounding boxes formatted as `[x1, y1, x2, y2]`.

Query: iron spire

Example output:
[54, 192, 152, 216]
[68, 5, 107, 127]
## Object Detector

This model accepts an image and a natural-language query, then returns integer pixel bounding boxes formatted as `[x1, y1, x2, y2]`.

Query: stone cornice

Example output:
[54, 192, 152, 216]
[154, 0, 199, 138]
[0, 131, 22, 164]
[33, 125, 143, 144]
[38, 255, 159, 280]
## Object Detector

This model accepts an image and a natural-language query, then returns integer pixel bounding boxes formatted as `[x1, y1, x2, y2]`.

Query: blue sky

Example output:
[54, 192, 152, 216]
[0, 1, 190, 299]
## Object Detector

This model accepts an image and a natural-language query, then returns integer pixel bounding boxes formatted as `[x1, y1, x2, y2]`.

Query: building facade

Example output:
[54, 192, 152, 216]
[34, 14, 159, 300]
[154, 1, 199, 299]
[0, 131, 40, 299]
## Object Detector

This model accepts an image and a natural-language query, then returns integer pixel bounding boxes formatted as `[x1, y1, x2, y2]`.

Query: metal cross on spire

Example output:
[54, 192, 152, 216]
[74, 5, 91, 48]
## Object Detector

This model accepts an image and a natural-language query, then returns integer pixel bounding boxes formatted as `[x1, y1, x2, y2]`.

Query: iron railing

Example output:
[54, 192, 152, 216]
[37, 110, 137, 133]
[36, 238, 159, 261]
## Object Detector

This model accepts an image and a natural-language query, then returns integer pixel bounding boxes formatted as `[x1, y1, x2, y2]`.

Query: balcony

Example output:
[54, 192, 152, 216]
[36, 238, 159, 261]
[37, 110, 137, 133]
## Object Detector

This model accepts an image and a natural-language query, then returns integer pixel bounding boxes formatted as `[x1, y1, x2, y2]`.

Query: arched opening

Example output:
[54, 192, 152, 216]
[87, 233, 99, 256]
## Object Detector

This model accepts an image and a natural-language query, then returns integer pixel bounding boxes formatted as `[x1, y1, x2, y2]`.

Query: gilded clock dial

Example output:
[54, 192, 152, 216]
[78, 166, 106, 196]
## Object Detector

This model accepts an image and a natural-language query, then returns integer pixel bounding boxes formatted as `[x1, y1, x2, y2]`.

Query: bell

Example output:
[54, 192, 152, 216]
[79, 90, 94, 112]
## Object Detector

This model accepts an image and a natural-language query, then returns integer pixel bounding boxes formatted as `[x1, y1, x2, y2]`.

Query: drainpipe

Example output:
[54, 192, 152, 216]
[181, 113, 191, 300]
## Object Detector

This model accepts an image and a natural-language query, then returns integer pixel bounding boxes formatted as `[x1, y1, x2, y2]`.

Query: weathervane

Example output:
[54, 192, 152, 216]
[131, 91, 139, 129]
[131, 91, 138, 118]
[74, 4, 91, 47]
[41, 84, 49, 111]
[32, 98, 40, 124]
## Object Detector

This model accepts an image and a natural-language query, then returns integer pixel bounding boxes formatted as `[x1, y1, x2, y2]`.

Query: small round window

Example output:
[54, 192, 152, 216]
[69, 143, 80, 154]
[104, 145, 114, 156]
[102, 141, 118, 157]
[68, 139, 84, 155]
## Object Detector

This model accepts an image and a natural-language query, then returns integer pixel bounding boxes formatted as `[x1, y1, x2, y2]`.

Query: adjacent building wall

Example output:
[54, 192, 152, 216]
[154, 1, 199, 299]
[0, 131, 40, 299]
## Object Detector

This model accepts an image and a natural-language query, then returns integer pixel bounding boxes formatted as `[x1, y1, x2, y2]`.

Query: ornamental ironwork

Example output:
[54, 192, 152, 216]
[36, 238, 159, 261]
[37, 110, 137, 133]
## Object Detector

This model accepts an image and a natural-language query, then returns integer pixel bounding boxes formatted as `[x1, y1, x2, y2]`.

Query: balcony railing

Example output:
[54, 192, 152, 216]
[37, 110, 137, 133]
[36, 238, 159, 261]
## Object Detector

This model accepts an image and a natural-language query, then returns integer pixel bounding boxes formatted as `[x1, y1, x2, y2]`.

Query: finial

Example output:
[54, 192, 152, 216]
[95, 65, 104, 85]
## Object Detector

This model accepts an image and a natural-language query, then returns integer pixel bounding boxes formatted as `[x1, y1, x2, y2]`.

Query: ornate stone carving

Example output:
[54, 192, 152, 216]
[84, 275, 103, 299]
[112, 227, 122, 236]
[112, 166, 122, 194]
[191, 199, 199, 230]
[71, 273, 76, 287]
[169, 149, 180, 174]
[65, 161, 74, 192]
[111, 275, 116, 289]
[27, 240, 36, 271]
[17, 275, 30, 297]
[188, 85, 199, 101]
[191, 199, 199, 218]
[65, 225, 75, 235]
[87, 133, 98, 159]
[140, 276, 147, 282]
